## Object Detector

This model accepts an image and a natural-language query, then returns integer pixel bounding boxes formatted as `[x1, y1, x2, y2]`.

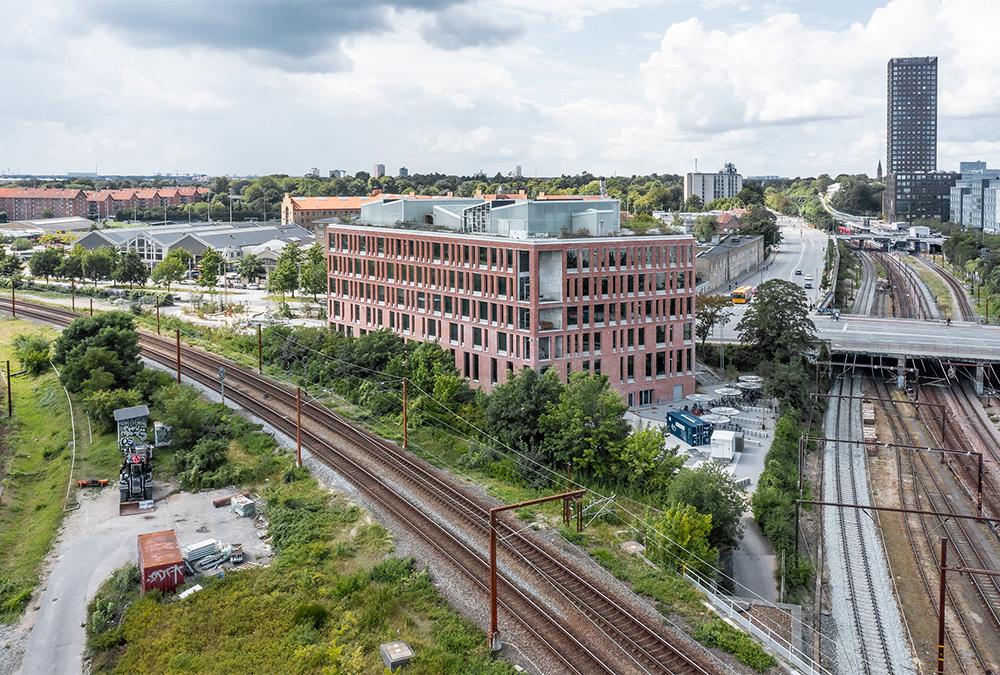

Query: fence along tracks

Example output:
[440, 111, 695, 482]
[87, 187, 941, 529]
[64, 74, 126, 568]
[1, 297, 716, 675]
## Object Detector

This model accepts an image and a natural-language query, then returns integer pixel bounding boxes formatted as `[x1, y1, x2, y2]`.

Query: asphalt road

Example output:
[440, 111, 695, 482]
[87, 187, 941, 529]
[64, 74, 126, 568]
[716, 218, 831, 340]
[816, 314, 1000, 359]
[17, 487, 265, 675]
[731, 517, 778, 603]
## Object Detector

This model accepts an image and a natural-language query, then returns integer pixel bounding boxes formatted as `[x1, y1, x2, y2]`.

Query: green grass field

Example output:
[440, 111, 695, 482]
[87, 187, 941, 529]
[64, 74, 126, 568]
[0, 319, 118, 620]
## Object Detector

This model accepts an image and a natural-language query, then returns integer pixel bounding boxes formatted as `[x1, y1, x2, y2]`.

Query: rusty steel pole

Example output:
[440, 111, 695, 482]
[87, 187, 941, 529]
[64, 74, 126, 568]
[70, 282, 75, 311]
[296, 386, 302, 467]
[978, 454, 984, 516]
[10, 281, 14, 318]
[401, 376, 408, 450]
[489, 509, 499, 651]
[937, 537, 947, 675]
[257, 323, 262, 373]
[794, 500, 801, 556]
[576, 496, 583, 533]
[487, 489, 586, 652]
[89, 297, 93, 317]
[5, 360, 11, 417]
[156, 301, 160, 335]
[175, 329, 181, 383]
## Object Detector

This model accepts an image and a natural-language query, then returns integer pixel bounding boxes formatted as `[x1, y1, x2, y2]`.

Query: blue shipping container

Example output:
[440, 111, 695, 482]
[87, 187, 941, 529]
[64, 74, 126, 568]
[666, 411, 713, 446]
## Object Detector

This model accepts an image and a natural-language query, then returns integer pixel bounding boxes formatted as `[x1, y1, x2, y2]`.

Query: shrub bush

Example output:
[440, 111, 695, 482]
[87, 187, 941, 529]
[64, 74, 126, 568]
[292, 603, 329, 629]
[695, 618, 776, 672]
[82, 388, 142, 433]
[12, 334, 51, 375]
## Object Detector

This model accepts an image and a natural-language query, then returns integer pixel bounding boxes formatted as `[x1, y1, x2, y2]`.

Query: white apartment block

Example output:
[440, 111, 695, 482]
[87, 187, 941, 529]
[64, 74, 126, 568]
[683, 163, 743, 204]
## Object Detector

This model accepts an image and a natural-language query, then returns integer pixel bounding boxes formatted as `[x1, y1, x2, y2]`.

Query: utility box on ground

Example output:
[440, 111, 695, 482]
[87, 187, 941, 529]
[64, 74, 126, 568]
[380, 641, 414, 672]
[138, 529, 184, 594]
[710, 430, 738, 461]
[665, 411, 712, 446]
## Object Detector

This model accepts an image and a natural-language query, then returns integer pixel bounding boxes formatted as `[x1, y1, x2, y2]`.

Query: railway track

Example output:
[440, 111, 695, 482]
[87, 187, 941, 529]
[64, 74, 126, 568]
[869, 377, 993, 674]
[920, 256, 977, 322]
[823, 375, 910, 674]
[920, 381, 1000, 521]
[1, 297, 717, 674]
[852, 250, 877, 316]
[871, 251, 935, 320]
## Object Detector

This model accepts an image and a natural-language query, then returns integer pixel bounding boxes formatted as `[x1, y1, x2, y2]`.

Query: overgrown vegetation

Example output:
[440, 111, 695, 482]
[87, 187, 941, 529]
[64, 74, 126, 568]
[764, 175, 837, 230]
[115, 317, 771, 668]
[829, 174, 883, 216]
[11, 333, 51, 375]
[833, 241, 859, 309]
[0, 320, 118, 621]
[88, 466, 512, 674]
[751, 414, 813, 592]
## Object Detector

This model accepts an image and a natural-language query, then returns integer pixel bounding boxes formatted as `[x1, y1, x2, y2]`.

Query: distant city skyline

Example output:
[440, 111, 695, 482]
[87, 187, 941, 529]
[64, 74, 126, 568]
[2, 0, 999, 177]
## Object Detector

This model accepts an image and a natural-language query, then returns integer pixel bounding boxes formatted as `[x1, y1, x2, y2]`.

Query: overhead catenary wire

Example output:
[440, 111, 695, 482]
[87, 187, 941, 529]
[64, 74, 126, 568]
[164, 317, 858, 667]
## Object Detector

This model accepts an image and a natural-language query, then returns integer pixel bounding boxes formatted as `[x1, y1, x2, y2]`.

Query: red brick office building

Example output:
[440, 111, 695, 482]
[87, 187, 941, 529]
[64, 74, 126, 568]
[325, 196, 696, 405]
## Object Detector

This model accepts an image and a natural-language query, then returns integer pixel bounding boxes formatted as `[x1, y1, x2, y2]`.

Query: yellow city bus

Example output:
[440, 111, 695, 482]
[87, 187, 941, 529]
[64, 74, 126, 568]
[731, 286, 753, 304]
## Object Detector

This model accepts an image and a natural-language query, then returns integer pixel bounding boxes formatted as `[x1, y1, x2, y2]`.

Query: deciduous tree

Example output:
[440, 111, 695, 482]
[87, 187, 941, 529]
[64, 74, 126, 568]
[695, 295, 733, 348]
[115, 250, 148, 289]
[484, 368, 563, 461]
[82, 247, 117, 287]
[667, 462, 746, 550]
[151, 256, 186, 292]
[198, 248, 224, 292]
[539, 372, 630, 480]
[236, 253, 265, 283]
[645, 504, 719, 577]
[29, 247, 63, 284]
[735, 279, 816, 362]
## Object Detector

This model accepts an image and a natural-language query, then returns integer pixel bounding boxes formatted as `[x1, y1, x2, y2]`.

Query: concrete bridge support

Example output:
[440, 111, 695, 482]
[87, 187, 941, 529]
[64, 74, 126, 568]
[975, 364, 985, 396]
[897, 356, 906, 389]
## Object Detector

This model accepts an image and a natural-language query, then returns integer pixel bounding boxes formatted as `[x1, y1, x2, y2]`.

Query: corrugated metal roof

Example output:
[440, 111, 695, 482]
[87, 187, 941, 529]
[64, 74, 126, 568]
[138, 530, 183, 568]
[113, 404, 149, 421]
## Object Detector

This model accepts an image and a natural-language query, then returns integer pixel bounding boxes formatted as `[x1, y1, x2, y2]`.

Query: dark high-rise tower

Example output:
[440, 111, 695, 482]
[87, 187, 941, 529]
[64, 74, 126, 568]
[886, 56, 937, 173]
[883, 56, 956, 221]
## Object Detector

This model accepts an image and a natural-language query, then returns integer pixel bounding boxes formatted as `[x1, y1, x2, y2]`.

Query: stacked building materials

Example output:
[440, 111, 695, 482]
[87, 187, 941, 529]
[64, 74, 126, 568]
[231, 495, 256, 517]
[862, 400, 876, 424]
[182, 538, 220, 563]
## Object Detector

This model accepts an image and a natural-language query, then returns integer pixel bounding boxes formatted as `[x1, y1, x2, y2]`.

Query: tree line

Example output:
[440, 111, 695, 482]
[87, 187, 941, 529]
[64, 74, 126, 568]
[15, 240, 328, 303]
[259, 324, 747, 571]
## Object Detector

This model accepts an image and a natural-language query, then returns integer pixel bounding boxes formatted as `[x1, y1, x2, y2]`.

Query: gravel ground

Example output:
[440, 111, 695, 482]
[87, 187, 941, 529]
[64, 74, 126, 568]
[822, 376, 913, 674]
[0, 622, 28, 675]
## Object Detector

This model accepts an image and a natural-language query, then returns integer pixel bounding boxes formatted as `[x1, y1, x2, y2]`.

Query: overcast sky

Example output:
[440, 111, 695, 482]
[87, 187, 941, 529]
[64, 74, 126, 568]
[1, 0, 997, 178]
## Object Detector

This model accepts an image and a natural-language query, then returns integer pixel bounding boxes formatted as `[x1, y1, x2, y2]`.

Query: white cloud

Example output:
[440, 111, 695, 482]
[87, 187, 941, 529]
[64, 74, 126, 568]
[1, 0, 999, 177]
[628, 0, 1000, 175]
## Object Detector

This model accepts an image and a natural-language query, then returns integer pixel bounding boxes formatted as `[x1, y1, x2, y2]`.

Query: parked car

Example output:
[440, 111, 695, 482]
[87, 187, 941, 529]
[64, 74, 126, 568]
[795, 269, 803, 275]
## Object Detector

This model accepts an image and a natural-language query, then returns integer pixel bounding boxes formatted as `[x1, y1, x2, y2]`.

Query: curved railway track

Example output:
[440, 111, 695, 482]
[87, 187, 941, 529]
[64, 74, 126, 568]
[871, 251, 934, 320]
[1, 297, 716, 675]
[852, 251, 878, 316]
[869, 377, 992, 674]
[920, 257, 977, 322]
